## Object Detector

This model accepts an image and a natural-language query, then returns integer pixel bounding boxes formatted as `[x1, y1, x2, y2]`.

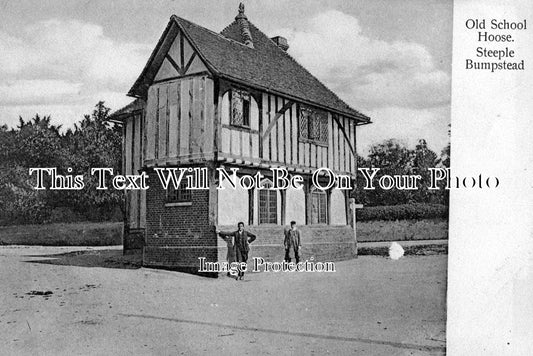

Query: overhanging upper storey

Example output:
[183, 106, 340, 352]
[128, 4, 371, 125]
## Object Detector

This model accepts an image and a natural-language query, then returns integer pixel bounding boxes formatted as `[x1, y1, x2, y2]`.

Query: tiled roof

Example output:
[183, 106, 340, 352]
[108, 98, 145, 120]
[127, 13, 370, 122]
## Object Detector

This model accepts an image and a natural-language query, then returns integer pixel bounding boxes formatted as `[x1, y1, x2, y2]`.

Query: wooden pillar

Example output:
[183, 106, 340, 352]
[326, 189, 332, 225]
[304, 176, 311, 225]
[349, 198, 364, 257]
[207, 162, 218, 227]
[248, 188, 254, 225]
[344, 190, 351, 226]
[280, 190, 286, 226]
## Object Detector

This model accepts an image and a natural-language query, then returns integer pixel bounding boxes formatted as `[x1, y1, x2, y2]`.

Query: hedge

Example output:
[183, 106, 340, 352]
[357, 219, 448, 242]
[356, 203, 448, 222]
[0, 222, 123, 246]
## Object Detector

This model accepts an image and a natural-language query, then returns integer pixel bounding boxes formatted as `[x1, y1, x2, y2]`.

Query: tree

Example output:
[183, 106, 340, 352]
[435, 124, 451, 205]
[411, 139, 438, 203]
[367, 139, 413, 175]
[354, 138, 448, 206]
[438, 124, 451, 168]
[0, 102, 124, 225]
[10, 115, 65, 168]
[0, 117, 64, 224]
[52, 101, 124, 219]
[356, 139, 414, 206]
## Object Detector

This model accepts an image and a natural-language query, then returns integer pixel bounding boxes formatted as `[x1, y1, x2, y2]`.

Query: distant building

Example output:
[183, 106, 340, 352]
[110, 4, 371, 274]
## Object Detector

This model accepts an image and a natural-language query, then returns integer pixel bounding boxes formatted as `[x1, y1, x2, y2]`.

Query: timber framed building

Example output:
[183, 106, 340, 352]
[110, 4, 371, 274]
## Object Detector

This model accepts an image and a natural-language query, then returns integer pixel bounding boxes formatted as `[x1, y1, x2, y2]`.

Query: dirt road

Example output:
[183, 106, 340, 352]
[0, 246, 446, 355]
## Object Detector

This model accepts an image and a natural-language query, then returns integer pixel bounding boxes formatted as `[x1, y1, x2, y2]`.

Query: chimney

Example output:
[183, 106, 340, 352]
[235, 3, 254, 48]
[271, 36, 289, 51]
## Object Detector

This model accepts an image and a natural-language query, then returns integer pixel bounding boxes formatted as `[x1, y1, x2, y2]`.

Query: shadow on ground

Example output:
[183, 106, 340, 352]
[119, 313, 446, 354]
[23, 249, 142, 269]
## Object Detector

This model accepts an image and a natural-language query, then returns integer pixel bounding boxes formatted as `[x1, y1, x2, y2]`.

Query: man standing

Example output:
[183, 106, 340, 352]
[217, 222, 256, 280]
[284, 221, 301, 263]
[217, 229, 236, 277]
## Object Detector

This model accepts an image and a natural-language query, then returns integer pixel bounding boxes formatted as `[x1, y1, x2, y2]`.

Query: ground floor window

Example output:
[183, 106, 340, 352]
[166, 180, 191, 203]
[259, 180, 277, 224]
[311, 189, 328, 224]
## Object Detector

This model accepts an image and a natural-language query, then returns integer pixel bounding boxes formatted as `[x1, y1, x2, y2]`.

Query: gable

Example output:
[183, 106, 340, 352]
[154, 28, 208, 82]
[128, 20, 212, 96]
[128, 15, 370, 124]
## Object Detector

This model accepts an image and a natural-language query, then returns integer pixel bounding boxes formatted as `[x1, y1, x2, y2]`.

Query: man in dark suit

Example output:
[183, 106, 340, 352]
[284, 221, 301, 263]
[217, 228, 237, 277]
[217, 222, 256, 280]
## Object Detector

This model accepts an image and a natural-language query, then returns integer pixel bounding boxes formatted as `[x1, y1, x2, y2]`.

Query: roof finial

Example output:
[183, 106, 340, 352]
[235, 2, 254, 48]
[236, 2, 247, 20]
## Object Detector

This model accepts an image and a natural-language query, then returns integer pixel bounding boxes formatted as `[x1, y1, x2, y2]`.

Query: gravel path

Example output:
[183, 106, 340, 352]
[0, 246, 446, 355]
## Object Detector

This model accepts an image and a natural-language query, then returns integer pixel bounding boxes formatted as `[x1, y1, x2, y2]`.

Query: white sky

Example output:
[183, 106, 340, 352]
[0, 0, 452, 156]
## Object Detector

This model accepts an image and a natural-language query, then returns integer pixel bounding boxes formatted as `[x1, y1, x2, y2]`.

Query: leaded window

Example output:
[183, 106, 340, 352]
[231, 89, 250, 127]
[311, 114, 321, 140]
[299, 107, 310, 139]
[298, 105, 328, 145]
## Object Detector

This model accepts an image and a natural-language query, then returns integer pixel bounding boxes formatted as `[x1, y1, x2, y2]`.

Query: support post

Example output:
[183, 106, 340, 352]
[349, 198, 363, 257]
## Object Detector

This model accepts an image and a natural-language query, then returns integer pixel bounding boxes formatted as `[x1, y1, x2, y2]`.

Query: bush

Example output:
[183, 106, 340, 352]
[48, 207, 83, 223]
[356, 203, 448, 222]
[357, 219, 448, 242]
[0, 189, 51, 225]
[0, 222, 123, 246]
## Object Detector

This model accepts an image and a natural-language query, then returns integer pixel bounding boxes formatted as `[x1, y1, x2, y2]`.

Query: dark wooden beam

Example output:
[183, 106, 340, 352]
[179, 32, 185, 68]
[183, 52, 197, 75]
[280, 190, 286, 226]
[333, 115, 357, 157]
[248, 188, 254, 225]
[261, 100, 294, 142]
[165, 54, 182, 75]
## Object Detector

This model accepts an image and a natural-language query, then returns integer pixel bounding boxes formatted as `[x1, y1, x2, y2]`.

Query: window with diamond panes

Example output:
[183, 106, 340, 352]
[310, 115, 321, 140]
[298, 106, 328, 145]
[299, 107, 310, 140]
[319, 115, 328, 143]
[231, 89, 250, 127]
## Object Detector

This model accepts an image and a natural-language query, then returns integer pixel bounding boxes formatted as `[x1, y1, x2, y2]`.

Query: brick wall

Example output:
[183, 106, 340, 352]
[123, 227, 145, 255]
[141, 168, 357, 276]
[143, 171, 217, 276]
[216, 225, 356, 263]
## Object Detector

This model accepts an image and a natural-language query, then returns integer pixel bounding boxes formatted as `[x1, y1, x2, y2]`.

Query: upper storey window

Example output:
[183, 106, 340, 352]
[230, 89, 250, 128]
[298, 105, 328, 145]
